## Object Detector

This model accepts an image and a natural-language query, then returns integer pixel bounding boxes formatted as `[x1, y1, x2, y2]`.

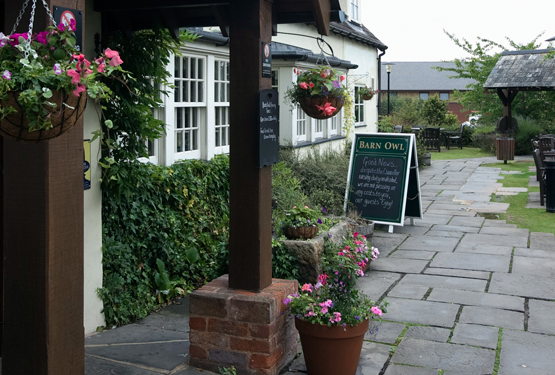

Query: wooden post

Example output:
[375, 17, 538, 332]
[228, 0, 273, 291]
[2, 0, 85, 374]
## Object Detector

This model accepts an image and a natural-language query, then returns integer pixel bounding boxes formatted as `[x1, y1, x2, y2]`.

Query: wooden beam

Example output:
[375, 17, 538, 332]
[94, 0, 228, 12]
[311, 0, 331, 35]
[159, 9, 181, 40]
[210, 5, 229, 37]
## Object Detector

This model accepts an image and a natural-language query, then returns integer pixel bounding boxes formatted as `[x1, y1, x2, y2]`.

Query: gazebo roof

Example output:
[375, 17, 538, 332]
[484, 49, 555, 91]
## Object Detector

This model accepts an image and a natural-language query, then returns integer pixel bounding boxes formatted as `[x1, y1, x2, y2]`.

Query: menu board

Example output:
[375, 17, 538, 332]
[344, 133, 422, 226]
[258, 89, 279, 168]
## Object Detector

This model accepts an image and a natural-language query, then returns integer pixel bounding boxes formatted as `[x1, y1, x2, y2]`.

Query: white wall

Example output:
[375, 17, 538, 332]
[82, 0, 106, 334]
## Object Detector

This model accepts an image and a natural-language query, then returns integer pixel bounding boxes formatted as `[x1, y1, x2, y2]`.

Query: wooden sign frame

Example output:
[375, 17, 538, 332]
[344, 132, 422, 226]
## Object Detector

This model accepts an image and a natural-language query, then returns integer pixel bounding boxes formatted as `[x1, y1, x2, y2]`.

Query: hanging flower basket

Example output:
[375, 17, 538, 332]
[0, 90, 86, 142]
[300, 96, 343, 120]
[358, 86, 378, 101]
[295, 317, 369, 375]
[361, 93, 374, 101]
[283, 226, 318, 240]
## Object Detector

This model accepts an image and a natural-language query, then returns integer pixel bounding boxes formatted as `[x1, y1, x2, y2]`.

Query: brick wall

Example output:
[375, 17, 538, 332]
[189, 275, 298, 375]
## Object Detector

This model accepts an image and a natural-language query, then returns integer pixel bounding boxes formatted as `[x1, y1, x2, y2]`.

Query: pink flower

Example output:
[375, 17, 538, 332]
[301, 283, 313, 292]
[69, 19, 76, 31]
[316, 102, 336, 116]
[318, 274, 329, 285]
[67, 69, 80, 84]
[283, 297, 292, 305]
[305, 311, 316, 317]
[97, 63, 106, 73]
[320, 306, 328, 314]
[9, 33, 28, 46]
[104, 48, 123, 67]
[73, 84, 86, 97]
[308, 82, 314, 88]
[299, 82, 308, 90]
[319, 299, 333, 308]
[340, 75, 346, 81]
[353, 232, 359, 238]
[35, 31, 49, 45]
[2, 70, 11, 80]
[320, 72, 327, 78]
[371, 306, 382, 316]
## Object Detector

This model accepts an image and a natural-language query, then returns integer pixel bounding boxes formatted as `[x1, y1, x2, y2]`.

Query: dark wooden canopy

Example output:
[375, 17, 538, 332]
[94, 0, 345, 38]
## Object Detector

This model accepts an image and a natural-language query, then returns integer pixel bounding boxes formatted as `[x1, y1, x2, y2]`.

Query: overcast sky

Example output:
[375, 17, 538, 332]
[363, 0, 555, 62]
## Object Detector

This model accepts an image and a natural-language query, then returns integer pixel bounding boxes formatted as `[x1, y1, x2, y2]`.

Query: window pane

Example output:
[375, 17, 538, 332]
[190, 58, 196, 79]
[176, 108, 182, 128]
[420, 92, 429, 100]
[176, 132, 183, 152]
[226, 62, 230, 81]
[214, 61, 219, 80]
[183, 81, 188, 102]
[215, 127, 221, 147]
[215, 107, 220, 125]
[220, 62, 225, 82]
[184, 131, 190, 151]
[198, 82, 203, 101]
[174, 81, 180, 102]
[223, 127, 228, 146]
[174, 56, 180, 78]
[226, 84, 230, 102]
[193, 129, 198, 150]
[184, 108, 190, 128]
[198, 59, 204, 79]
[182, 57, 188, 78]
[215, 82, 219, 102]
[440, 92, 449, 101]
[191, 82, 197, 102]
[220, 83, 225, 102]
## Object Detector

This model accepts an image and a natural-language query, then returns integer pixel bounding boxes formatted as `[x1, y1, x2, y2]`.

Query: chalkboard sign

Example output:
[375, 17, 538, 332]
[344, 133, 422, 226]
[258, 89, 279, 167]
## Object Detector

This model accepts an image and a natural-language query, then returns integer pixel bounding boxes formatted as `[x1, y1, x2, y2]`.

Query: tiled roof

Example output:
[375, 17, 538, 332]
[329, 21, 387, 51]
[484, 49, 555, 90]
[271, 42, 358, 69]
[380, 62, 476, 91]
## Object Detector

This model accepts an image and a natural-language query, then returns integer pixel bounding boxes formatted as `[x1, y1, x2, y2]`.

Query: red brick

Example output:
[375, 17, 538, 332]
[189, 291, 229, 317]
[189, 316, 207, 331]
[189, 344, 208, 360]
[230, 336, 273, 354]
[208, 318, 248, 336]
[230, 295, 274, 324]
[190, 330, 230, 348]
[249, 320, 278, 338]
[250, 348, 282, 369]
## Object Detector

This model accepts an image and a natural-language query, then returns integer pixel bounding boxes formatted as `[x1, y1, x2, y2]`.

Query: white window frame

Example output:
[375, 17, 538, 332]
[214, 59, 230, 155]
[296, 107, 308, 143]
[351, 0, 359, 21]
[329, 112, 340, 137]
[172, 53, 207, 160]
[354, 86, 365, 125]
[314, 119, 325, 139]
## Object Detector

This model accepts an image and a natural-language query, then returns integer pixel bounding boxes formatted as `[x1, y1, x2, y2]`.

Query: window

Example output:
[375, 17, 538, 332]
[271, 70, 279, 91]
[350, 0, 359, 21]
[214, 60, 230, 103]
[173, 55, 205, 157]
[440, 92, 449, 101]
[296, 107, 307, 142]
[419, 92, 429, 100]
[329, 113, 339, 137]
[315, 119, 324, 139]
[354, 86, 365, 123]
[215, 107, 229, 148]
[214, 59, 230, 153]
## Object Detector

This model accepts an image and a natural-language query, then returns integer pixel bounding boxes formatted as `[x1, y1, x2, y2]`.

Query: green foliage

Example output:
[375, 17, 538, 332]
[279, 147, 350, 216]
[513, 116, 545, 155]
[271, 239, 299, 280]
[421, 94, 449, 127]
[377, 115, 395, 132]
[271, 161, 308, 212]
[394, 97, 424, 126]
[99, 156, 230, 326]
[219, 366, 236, 375]
[436, 31, 555, 125]
[281, 205, 322, 229]
[472, 125, 497, 153]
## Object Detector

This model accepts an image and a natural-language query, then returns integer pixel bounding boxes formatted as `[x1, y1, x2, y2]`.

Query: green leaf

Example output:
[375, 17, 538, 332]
[105, 120, 114, 128]
[66, 37, 76, 48]
[52, 48, 66, 60]
[42, 89, 53, 99]
[185, 248, 199, 263]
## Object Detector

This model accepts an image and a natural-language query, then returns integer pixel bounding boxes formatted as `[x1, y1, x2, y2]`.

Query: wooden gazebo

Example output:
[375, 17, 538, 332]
[2, 1, 344, 374]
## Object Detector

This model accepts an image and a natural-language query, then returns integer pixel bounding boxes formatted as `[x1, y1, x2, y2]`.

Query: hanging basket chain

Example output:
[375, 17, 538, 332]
[315, 36, 334, 67]
[10, 0, 58, 60]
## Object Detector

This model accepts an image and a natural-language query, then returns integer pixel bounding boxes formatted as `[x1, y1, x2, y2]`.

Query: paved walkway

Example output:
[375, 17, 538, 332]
[81, 156, 555, 375]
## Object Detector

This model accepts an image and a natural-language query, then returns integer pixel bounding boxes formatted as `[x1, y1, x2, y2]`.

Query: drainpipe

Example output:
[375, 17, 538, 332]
[377, 49, 386, 118]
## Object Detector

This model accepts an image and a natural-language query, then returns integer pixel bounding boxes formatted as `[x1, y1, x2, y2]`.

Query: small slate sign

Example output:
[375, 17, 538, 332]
[344, 133, 422, 226]
[53, 7, 83, 52]
[261, 42, 272, 78]
[258, 89, 279, 168]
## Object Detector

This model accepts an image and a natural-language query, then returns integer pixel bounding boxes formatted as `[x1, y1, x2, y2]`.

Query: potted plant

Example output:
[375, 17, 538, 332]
[281, 205, 322, 240]
[358, 86, 378, 101]
[283, 231, 386, 375]
[284, 66, 348, 120]
[0, 21, 125, 142]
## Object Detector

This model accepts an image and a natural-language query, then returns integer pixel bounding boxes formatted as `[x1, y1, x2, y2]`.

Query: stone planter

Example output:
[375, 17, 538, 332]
[422, 152, 432, 166]
[355, 219, 374, 238]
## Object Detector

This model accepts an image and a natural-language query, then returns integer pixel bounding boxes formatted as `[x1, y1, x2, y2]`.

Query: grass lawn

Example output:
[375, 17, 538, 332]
[482, 160, 555, 234]
[430, 147, 495, 160]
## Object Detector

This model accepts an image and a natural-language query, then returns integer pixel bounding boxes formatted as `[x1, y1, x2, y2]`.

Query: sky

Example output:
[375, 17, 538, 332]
[362, 0, 555, 62]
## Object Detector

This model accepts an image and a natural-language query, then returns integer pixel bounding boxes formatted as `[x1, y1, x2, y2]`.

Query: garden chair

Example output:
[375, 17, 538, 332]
[421, 127, 441, 152]
[445, 124, 464, 150]
[538, 136, 555, 161]
[532, 147, 546, 206]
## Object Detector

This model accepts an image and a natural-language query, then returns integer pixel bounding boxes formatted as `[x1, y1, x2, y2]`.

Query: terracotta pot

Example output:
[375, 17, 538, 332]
[361, 93, 374, 101]
[295, 317, 369, 375]
[283, 226, 318, 240]
[0, 89, 86, 142]
[299, 96, 343, 120]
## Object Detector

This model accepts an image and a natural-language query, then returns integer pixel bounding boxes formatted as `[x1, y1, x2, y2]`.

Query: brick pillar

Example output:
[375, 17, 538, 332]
[189, 276, 298, 375]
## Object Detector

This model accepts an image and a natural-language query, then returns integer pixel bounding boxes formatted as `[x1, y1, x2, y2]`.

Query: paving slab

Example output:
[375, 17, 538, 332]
[424, 268, 490, 280]
[357, 271, 402, 302]
[391, 338, 495, 373]
[453, 193, 493, 202]
[455, 242, 513, 256]
[426, 209, 477, 217]
[482, 219, 516, 228]
[389, 250, 436, 260]
[450, 323, 499, 349]
[387, 284, 429, 300]
[430, 252, 510, 273]
[498, 329, 555, 375]
[366, 321, 406, 344]
[404, 326, 451, 343]
[427, 203, 468, 211]
[512, 256, 555, 278]
[514, 247, 555, 259]
[371, 233, 409, 256]
[424, 230, 464, 238]
[459, 233, 526, 248]
[489, 273, 555, 299]
[85, 324, 189, 346]
[391, 225, 430, 235]
[398, 235, 459, 252]
[357, 341, 391, 375]
[427, 288, 524, 311]
[407, 214, 453, 226]
[527, 299, 555, 335]
[137, 299, 190, 332]
[467, 201, 510, 213]
[479, 227, 529, 237]
[458, 306, 524, 330]
[529, 232, 555, 251]
[384, 298, 459, 327]
[431, 225, 480, 233]
[384, 364, 437, 375]
[85, 355, 161, 375]
[399, 274, 487, 292]
[447, 215, 485, 228]
[370, 258, 429, 274]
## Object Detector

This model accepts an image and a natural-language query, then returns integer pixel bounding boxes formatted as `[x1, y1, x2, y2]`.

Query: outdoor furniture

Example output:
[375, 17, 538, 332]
[538, 136, 555, 161]
[445, 124, 465, 150]
[394, 125, 402, 133]
[421, 127, 441, 152]
[532, 147, 546, 206]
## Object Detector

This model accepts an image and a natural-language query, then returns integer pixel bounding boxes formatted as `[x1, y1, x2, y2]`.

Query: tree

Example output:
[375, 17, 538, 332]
[435, 31, 555, 126]
[421, 94, 448, 127]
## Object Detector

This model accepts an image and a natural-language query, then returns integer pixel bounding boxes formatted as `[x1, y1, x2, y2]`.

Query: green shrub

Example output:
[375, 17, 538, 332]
[472, 125, 497, 153]
[514, 116, 544, 155]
